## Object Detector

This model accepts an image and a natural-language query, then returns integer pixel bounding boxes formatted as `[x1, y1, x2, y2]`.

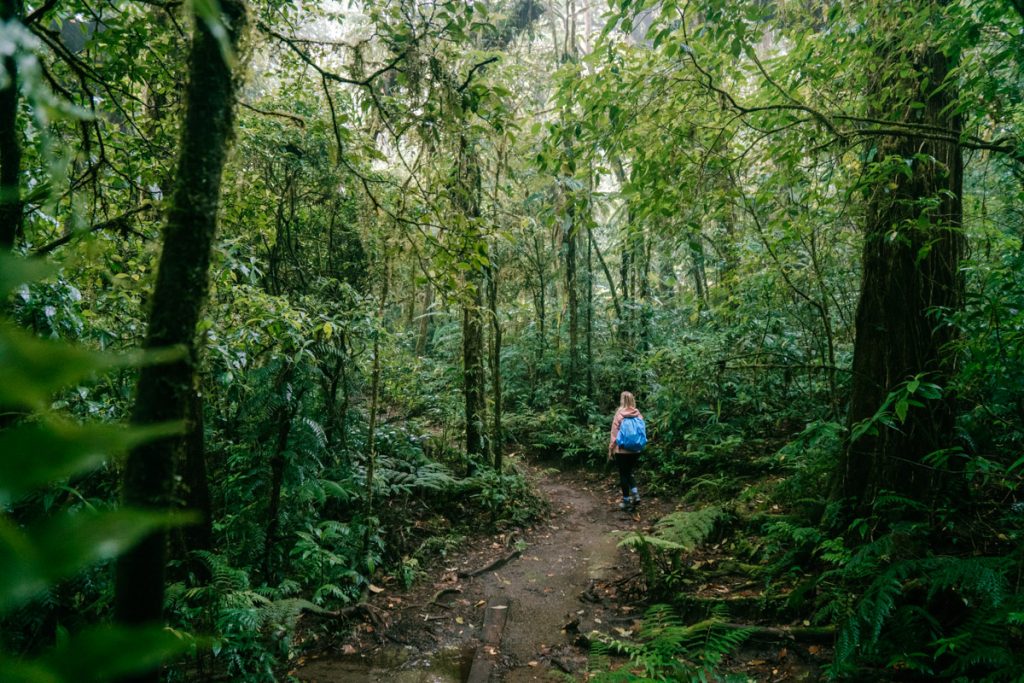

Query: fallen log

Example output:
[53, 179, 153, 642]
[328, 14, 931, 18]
[300, 602, 388, 633]
[675, 593, 796, 622]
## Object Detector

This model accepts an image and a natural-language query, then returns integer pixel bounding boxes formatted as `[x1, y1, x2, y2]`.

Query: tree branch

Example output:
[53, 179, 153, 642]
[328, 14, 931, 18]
[681, 39, 1023, 165]
[34, 202, 154, 255]
[24, 0, 58, 25]
[587, 225, 622, 320]
[847, 127, 1022, 160]
[238, 100, 307, 127]
[458, 56, 499, 92]
[257, 20, 406, 88]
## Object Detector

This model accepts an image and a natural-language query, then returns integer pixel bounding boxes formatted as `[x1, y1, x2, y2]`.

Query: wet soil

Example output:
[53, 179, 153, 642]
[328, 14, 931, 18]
[292, 463, 662, 682]
[291, 462, 829, 682]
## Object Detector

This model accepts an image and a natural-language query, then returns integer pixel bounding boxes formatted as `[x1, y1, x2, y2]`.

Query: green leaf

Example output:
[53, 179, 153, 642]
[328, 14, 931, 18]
[0, 626, 195, 683]
[0, 254, 55, 296]
[850, 417, 878, 443]
[321, 479, 354, 502]
[894, 398, 909, 423]
[0, 420, 185, 505]
[0, 324, 185, 409]
[0, 509, 198, 613]
[0, 658, 60, 683]
[190, 0, 236, 68]
[43, 625, 196, 683]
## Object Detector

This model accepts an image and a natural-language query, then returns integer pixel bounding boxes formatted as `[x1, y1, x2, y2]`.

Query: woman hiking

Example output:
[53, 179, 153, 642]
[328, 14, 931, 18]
[608, 391, 647, 511]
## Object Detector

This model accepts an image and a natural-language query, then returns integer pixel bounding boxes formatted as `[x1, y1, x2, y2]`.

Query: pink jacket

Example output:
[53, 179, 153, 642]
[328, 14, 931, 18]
[609, 407, 644, 454]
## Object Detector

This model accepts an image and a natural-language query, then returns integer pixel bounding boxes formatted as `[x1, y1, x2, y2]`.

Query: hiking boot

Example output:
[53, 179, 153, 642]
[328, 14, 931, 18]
[619, 497, 633, 511]
[630, 488, 641, 506]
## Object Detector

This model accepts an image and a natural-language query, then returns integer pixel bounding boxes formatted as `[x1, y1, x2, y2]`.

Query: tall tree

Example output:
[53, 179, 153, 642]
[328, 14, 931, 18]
[832, 0, 964, 513]
[487, 262, 503, 470]
[459, 135, 486, 461]
[563, 176, 580, 406]
[558, 6, 582, 415]
[114, 0, 247, 674]
[0, 0, 21, 251]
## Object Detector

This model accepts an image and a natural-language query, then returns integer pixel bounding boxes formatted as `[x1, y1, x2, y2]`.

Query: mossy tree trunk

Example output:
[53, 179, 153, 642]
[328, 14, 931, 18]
[564, 193, 579, 408]
[463, 279, 486, 461]
[0, 0, 22, 251]
[264, 364, 302, 582]
[114, 0, 246, 672]
[180, 387, 213, 563]
[487, 263, 503, 470]
[832, 3, 963, 514]
[459, 135, 486, 461]
[415, 281, 432, 356]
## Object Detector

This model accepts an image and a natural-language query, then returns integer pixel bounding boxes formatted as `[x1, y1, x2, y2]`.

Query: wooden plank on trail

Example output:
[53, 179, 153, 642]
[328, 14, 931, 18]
[466, 598, 510, 683]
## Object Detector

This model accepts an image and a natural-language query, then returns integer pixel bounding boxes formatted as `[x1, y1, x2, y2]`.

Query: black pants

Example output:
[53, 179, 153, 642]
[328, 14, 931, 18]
[615, 452, 639, 498]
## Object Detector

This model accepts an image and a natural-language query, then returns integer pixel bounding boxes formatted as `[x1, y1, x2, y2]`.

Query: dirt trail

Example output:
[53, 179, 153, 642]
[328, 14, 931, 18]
[478, 471, 646, 681]
[294, 464, 666, 682]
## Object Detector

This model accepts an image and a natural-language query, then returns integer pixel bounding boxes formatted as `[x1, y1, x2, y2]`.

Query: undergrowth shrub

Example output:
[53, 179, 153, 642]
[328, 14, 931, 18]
[817, 516, 1024, 681]
[166, 552, 323, 682]
[589, 604, 751, 682]
[1, 256, 196, 682]
[766, 420, 843, 504]
[504, 406, 605, 464]
[460, 467, 547, 528]
[619, 506, 729, 596]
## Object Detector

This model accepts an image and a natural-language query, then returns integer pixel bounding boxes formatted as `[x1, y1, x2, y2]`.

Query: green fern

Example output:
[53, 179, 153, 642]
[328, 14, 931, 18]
[167, 552, 329, 679]
[655, 507, 727, 550]
[619, 507, 726, 554]
[197, 550, 251, 595]
[374, 456, 457, 496]
[259, 597, 322, 631]
[829, 549, 1022, 681]
[298, 416, 327, 452]
[589, 604, 751, 682]
[618, 534, 690, 553]
[619, 507, 728, 594]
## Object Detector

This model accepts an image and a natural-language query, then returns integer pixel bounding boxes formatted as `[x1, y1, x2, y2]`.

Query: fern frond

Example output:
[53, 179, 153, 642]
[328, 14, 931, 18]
[299, 416, 327, 450]
[261, 598, 319, 629]
[589, 604, 750, 682]
[618, 532, 688, 552]
[320, 478, 357, 502]
[192, 550, 251, 596]
[653, 507, 727, 550]
[918, 556, 1008, 607]
[835, 551, 1020, 680]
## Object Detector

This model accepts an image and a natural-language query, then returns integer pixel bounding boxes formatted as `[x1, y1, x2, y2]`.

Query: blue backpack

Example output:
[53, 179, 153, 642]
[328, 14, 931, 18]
[616, 416, 647, 452]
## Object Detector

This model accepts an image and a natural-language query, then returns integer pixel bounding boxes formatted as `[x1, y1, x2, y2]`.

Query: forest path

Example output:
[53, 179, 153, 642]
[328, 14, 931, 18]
[293, 461, 669, 682]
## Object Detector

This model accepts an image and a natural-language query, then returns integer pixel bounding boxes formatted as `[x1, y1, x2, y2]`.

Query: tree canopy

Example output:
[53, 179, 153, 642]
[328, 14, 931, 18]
[1, 0, 1023, 680]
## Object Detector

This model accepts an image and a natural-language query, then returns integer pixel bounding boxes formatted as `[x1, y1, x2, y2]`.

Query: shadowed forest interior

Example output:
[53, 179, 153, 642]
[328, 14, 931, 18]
[1, 0, 1023, 681]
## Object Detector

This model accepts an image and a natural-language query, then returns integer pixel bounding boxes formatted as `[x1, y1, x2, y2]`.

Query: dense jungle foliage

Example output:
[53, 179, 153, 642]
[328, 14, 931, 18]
[1, 0, 1023, 680]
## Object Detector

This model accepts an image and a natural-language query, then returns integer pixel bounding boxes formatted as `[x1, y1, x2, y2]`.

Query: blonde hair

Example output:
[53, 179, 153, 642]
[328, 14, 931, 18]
[620, 391, 636, 409]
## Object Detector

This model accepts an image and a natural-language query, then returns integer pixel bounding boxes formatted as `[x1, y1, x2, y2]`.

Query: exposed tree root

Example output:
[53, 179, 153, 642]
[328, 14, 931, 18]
[426, 586, 462, 609]
[457, 549, 522, 578]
